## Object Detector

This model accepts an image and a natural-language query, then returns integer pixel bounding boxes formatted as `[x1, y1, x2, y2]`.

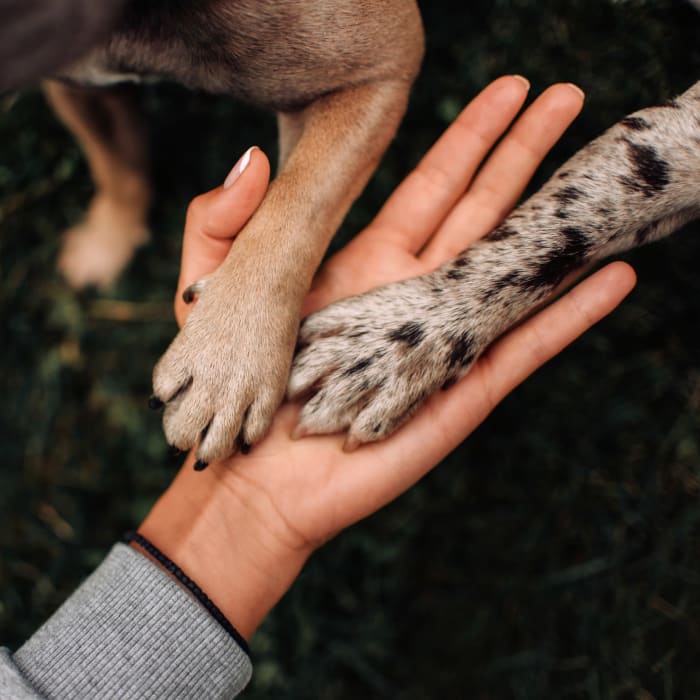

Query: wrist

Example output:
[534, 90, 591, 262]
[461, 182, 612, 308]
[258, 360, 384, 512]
[138, 451, 311, 639]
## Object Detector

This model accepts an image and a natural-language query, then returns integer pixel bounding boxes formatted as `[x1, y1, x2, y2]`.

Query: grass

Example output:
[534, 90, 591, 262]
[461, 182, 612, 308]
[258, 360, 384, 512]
[2, 0, 700, 697]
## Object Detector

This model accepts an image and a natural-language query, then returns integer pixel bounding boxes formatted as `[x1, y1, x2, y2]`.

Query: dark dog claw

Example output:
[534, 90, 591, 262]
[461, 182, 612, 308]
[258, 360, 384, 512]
[182, 286, 197, 304]
[168, 445, 182, 458]
[193, 459, 209, 472]
[235, 432, 251, 455]
[149, 395, 164, 410]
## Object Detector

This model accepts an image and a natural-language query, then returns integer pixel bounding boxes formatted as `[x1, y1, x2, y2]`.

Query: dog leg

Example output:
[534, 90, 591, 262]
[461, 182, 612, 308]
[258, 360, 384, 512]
[152, 80, 414, 463]
[290, 81, 700, 445]
[45, 80, 150, 288]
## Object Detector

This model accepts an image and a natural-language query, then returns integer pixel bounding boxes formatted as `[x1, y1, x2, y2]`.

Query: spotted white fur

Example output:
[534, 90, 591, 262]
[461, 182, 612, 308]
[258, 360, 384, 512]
[289, 82, 700, 445]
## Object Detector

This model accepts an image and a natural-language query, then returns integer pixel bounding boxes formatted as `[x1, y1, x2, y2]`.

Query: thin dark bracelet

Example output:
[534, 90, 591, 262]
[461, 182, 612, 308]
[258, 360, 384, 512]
[123, 530, 250, 656]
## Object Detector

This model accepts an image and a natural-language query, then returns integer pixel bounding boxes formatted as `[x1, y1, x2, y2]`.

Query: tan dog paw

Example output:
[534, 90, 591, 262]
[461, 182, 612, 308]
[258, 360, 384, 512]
[152, 266, 301, 465]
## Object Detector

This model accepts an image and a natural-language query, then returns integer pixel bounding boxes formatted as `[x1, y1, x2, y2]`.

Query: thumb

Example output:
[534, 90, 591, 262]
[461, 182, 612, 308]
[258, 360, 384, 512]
[176, 146, 271, 325]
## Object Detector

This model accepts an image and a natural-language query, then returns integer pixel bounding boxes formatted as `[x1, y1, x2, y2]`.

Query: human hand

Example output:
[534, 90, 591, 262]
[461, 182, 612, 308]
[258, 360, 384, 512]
[140, 76, 636, 638]
[173, 145, 271, 327]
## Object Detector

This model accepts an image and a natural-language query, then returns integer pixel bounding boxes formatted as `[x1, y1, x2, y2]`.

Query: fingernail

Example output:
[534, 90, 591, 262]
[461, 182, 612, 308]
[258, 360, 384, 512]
[193, 459, 209, 472]
[223, 146, 256, 189]
[148, 395, 164, 410]
[566, 83, 585, 100]
[511, 75, 530, 91]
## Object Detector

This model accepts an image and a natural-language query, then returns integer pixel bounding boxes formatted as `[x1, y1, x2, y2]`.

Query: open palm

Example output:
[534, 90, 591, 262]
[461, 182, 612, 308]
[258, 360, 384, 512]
[145, 77, 636, 636]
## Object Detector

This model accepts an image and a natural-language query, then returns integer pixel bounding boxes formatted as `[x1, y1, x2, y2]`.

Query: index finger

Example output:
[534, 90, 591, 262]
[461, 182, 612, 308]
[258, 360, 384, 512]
[368, 75, 530, 254]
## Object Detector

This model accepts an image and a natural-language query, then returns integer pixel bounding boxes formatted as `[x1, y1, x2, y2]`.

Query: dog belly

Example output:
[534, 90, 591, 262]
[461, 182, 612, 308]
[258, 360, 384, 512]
[55, 59, 151, 88]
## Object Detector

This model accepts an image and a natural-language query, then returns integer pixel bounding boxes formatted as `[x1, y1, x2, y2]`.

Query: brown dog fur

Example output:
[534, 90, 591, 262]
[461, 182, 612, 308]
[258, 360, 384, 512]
[46, 0, 424, 463]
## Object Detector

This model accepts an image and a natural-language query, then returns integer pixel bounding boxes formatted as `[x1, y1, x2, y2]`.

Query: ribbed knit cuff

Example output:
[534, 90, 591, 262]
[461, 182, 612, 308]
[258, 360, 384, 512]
[0, 649, 43, 699]
[13, 543, 252, 699]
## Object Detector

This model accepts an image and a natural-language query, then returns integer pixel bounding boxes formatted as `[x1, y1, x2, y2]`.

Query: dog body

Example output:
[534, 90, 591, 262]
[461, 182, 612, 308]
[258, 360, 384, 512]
[290, 83, 700, 443]
[47, 0, 423, 462]
[58, 1, 419, 111]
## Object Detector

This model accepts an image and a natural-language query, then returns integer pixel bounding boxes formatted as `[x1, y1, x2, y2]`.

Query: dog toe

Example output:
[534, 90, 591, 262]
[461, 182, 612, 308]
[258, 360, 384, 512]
[347, 384, 429, 446]
[287, 340, 341, 399]
[195, 403, 248, 463]
[162, 386, 214, 451]
[295, 389, 353, 437]
[240, 393, 279, 446]
[152, 351, 193, 407]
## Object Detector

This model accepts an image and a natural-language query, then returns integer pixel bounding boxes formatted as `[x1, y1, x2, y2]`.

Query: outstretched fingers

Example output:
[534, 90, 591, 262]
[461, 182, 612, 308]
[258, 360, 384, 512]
[420, 83, 585, 267]
[367, 75, 531, 255]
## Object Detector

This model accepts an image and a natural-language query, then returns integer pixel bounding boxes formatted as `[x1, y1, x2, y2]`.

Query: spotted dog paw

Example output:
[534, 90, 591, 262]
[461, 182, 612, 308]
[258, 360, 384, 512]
[288, 273, 483, 447]
[152, 265, 301, 465]
[289, 81, 700, 449]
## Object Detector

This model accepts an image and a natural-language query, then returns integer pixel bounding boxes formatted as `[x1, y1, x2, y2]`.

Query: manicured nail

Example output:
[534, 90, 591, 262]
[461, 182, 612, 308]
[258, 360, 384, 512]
[223, 146, 256, 189]
[193, 459, 209, 472]
[511, 75, 530, 91]
[148, 395, 164, 410]
[567, 83, 585, 100]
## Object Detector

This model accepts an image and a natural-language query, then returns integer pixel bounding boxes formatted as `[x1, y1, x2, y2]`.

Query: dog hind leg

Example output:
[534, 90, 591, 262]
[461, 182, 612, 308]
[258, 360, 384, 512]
[44, 80, 150, 288]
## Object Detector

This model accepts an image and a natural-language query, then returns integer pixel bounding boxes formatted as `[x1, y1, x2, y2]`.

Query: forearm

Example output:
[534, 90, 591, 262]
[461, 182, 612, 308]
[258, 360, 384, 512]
[138, 450, 312, 639]
[2, 422, 311, 700]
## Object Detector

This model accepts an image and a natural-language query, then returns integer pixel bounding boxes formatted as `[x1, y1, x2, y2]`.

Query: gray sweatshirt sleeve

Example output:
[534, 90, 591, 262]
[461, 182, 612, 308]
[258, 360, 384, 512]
[0, 543, 253, 699]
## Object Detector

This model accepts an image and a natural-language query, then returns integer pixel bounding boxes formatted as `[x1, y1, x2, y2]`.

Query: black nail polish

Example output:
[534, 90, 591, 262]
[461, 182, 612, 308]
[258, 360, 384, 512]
[193, 459, 209, 472]
[149, 395, 164, 410]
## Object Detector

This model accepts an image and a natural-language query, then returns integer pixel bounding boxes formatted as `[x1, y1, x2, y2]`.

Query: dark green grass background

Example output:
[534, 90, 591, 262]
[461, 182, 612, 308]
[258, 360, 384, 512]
[2, 0, 700, 697]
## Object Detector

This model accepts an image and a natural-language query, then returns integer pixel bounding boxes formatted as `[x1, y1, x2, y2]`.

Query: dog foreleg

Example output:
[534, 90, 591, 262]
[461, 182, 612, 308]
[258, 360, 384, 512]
[152, 80, 415, 463]
[290, 81, 700, 445]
